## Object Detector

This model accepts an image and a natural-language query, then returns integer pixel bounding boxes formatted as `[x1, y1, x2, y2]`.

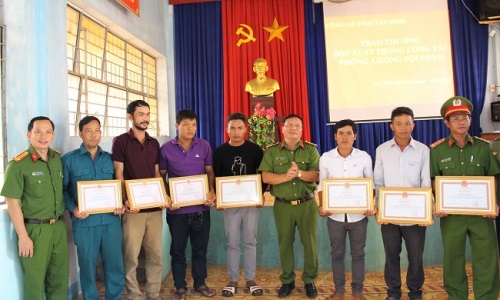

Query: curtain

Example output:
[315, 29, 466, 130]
[174, 2, 223, 149]
[448, 0, 489, 135]
[221, 0, 311, 142]
[173, 0, 489, 155]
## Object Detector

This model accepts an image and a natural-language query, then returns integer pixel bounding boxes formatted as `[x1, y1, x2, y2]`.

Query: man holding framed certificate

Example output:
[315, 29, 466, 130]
[63, 116, 125, 300]
[374, 107, 431, 300]
[213, 112, 264, 297]
[259, 114, 320, 299]
[430, 96, 500, 300]
[112, 100, 164, 300]
[160, 109, 216, 299]
[318, 119, 374, 300]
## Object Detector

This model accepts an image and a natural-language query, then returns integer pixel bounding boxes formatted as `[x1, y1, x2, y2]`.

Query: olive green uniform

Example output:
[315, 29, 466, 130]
[490, 139, 500, 258]
[1, 146, 69, 300]
[258, 140, 320, 284]
[430, 135, 500, 300]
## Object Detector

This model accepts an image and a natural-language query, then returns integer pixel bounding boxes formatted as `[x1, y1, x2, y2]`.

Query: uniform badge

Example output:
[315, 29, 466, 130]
[32, 171, 44, 176]
[452, 99, 462, 106]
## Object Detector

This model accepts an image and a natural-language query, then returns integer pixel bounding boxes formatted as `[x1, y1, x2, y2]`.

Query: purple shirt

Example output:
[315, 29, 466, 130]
[112, 129, 160, 180]
[160, 136, 213, 214]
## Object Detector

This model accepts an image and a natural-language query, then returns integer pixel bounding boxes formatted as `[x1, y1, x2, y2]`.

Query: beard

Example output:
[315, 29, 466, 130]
[133, 121, 149, 131]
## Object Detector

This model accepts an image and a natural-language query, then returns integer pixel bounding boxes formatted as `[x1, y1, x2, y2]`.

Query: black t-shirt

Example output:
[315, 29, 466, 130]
[213, 140, 264, 179]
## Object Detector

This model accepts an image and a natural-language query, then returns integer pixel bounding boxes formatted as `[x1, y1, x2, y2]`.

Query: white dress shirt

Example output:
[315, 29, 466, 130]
[319, 147, 373, 223]
[373, 137, 431, 225]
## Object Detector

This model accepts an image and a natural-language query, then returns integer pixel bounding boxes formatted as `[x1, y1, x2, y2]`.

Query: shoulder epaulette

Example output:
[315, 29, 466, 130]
[12, 151, 29, 162]
[50, 148, 61, 154]
[266, 142, 280, 149]
[473, 136, 490, 144]
[430, 138, 446, 149]
[304, 141, 318, 147]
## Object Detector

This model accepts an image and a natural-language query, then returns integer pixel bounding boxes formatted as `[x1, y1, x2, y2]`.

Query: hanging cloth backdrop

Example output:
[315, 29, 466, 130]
[221, 0, 311, 142]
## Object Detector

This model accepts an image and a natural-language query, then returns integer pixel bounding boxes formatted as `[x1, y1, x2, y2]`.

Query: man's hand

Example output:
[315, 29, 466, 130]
[114, 207, 126, 215]
[204, 190, 216, 206]
[484, 204, 499, 219]
[286, 162, 300, 179]
[73, 208, 90, 219]
[18, 235, 34, 258]
[319, 207, 331, 217]
[364, 208, 377, 216]
[124, 200, 140, 213]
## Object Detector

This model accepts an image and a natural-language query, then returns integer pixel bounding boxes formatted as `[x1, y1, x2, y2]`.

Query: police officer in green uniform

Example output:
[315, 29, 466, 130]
[1, 116, 69, 299]
[430, 97, 500, 300]
[490, 138, 500, 257]
[258, 114, 320, 299]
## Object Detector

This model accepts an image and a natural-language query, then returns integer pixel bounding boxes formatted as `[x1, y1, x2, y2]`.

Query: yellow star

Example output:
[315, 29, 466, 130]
[263, 18, 288, 42]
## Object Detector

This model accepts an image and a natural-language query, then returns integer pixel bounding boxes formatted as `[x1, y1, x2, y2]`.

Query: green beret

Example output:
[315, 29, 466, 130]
[440, 96, 473, 118]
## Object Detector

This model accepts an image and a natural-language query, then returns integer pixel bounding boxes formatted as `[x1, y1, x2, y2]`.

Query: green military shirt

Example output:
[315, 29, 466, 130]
[430, 135, 500, 177]
[1, 145, 64, 219]
[258, 140, 320, 200]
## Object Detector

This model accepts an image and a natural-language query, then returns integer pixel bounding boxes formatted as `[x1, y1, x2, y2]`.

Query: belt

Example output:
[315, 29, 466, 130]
[275, 192, 315, 206]
[24, 216, 62, 225]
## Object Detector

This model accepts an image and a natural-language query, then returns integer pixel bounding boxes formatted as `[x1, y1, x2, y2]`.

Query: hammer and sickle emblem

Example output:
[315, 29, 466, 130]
[236, 24, 256, 47]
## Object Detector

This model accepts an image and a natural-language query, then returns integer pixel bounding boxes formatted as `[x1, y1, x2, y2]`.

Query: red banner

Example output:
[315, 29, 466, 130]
[221, 0, 311, 142]
[117, 0, 140, 15]
[169, 0, 219, 4]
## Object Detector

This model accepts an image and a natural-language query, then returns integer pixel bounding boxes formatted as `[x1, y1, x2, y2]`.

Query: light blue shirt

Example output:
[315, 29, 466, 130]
[319, 147, 373, 223]
[374, 137, 431, 191]
[63, 144, 119, 227]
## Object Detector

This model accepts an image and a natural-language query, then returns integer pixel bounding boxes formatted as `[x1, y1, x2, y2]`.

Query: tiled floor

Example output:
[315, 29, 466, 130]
[93, 264, 478, 299]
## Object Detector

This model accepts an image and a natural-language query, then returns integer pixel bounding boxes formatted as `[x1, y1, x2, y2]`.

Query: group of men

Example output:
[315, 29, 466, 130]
[1, 96, 499, 300]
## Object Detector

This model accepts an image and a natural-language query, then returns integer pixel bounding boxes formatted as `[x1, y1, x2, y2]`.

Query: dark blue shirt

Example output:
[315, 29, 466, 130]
[63, 144, 120, 227]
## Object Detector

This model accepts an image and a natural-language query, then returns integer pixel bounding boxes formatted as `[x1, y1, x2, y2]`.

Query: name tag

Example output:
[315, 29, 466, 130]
[32, 171, 44, 176]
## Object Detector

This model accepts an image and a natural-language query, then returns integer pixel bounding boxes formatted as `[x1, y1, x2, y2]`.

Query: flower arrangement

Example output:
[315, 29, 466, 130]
[248, 102, 277, 150]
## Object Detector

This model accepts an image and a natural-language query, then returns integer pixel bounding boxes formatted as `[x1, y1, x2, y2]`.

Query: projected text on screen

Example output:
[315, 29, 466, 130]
[323, 0, 455, 123]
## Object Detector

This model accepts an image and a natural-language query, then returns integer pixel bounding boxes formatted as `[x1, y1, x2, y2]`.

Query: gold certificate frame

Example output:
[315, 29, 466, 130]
[169, 174, 209, 208]
[435, 176, 496, 215]
[125, 178, 168, 210]
[377, 187, 433, 225]
[216, 174, 263, 209]
[77, 180, 122, 214]
[321, 178, 374, 213]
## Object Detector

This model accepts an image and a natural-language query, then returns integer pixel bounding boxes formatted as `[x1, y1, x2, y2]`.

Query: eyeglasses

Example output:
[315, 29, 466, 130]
[449, 115, 470, 123]
[284, 124, 302, 129]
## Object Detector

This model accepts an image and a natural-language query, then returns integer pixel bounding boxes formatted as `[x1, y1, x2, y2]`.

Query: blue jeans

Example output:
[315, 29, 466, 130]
[381, 224, 426, 300]
[167, 211, 211, 290]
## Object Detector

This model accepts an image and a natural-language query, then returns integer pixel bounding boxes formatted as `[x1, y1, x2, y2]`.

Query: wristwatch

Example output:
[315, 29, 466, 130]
[298, 171, 302, 178]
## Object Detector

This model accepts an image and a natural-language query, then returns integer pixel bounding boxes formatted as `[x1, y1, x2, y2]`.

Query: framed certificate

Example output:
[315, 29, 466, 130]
[169, 174, 209, 208]
[216, 174, 263, 209]
[321, 178, 374, 213]
[377, 187, 433, 225]
[435, 176, 496, 215]
[77, 180, 122, 214]
[125, 178, 168, 210]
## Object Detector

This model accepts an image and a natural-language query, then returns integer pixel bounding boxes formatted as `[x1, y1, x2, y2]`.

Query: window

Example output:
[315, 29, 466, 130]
[66, 5, 158, 137]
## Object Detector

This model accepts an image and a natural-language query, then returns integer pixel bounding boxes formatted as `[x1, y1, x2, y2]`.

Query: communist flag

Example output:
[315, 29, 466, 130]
[221, 0, 311, 142]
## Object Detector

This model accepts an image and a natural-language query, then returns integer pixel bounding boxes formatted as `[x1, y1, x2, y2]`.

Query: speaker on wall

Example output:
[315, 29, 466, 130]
[474, 0, 500, 24]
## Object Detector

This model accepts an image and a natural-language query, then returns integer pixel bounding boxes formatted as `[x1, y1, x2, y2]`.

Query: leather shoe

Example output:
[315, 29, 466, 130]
[352, 292, 366, 300]
[331, 291, 345, 299]
[305, 283, 318, 298]
[278, 282, 295, 298]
